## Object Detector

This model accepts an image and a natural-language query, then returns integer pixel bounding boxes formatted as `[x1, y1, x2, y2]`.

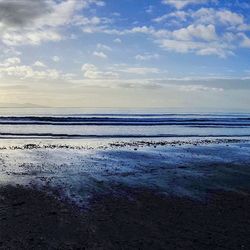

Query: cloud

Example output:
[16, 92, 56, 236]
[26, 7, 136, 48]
[239, 34, 250, 48]
[0, 0, 105, 46]
[93, 24, 234, 57]
[158, 39, 203, 53]
[172, 24, 217, 41]
[0, 56, 76, 84]
[162, 0, 209, 9]
[145, 5, 154, 14]
[0, 0, 51, 27]
[179, 84, 223, 92]
[81, 63, 118, 79]
[71, 74, 250, 92]
[1, 47, 22, 56]
[135, 53, 159, 61]
[52, 56, 60, 62]
[84, 25, 156, 36]
[72, 15, 109, 27]
[153, 11, 188, 23]
[149, 7, 250, 57]
[0, 0, 105, 29]
[2, 30, 62, 46]
[0, 57, 21, 67]
[0, 66, 59, 80]
[119, 67, 160, 75]
[157, 39, 232, 57]
[114, 38, 122, 43]
[0, 0, 67, 45]
[97, 43, 112, 51]
[107, 5, 250, 58]
[33, 61, 46, 68]
[192, 8, 245, 28]
[152, 76, 250, 91]
[0, 58, 62, 81]
[93, 51, 107, 59]
[89, 21, 242, 57]
[216, 10, 244, 26]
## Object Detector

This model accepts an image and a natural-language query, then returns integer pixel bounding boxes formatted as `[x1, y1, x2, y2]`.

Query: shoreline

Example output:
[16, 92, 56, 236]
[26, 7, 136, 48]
[0, 137, 248, 150]
[1, 139, 250, 249]
[1, 139, 250, 204]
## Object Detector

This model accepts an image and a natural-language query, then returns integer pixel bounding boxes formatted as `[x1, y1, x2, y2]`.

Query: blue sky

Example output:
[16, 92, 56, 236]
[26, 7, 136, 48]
[0, 0, 250, 110]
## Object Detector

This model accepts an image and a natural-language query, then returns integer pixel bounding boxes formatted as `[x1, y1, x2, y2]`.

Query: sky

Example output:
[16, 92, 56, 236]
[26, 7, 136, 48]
[0, 0, 250, 110]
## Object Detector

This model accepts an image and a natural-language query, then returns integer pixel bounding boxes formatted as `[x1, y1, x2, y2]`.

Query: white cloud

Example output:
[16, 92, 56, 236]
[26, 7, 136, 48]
[179, 84, 223, 92]
[72, 16, 103, 26]
[119, 67, 160, 75]
[146, 5, 154, 14]
[81, 63, 98, 78]
[0, 57, 21, 67]
[92, 26, 155, 36]
[158, 39, 203, 53]
[92, 24, 234, 57]
[196, 47, 233, 57]
[158, 39, 231, 58]
[162, 0, 208, 9]
[130, 26, 155, 35]
[97, 43, 112, 51]
[217, 10, 244, 26]
[239, 34, 250, 48]
[52, 56, 60, 62]
[2, 30, 62, 46]
[34, 0, 80, 28]
[135, 53, 159, 61]
[93, 51, 107, 59]
[0, 63, 61, 81]
[149, 6, 250, 57]
[81, 63, 118, 79]
[153, 11, 188, 23]
[88, 17, 248, 58]
[114, 38, 122, 43]
[192, 8, 245, 28]
[93, 1, 106, 7]
[2, 47, 22, 56]
[173, 24, 217, 41]
[33, 61, 46, 68]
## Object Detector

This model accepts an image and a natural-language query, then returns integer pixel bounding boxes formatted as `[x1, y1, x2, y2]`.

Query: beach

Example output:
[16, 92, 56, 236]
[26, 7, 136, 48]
[0, 110, 250, 249]
[0, 137, 250, 249]
[1, 185, 250, 250]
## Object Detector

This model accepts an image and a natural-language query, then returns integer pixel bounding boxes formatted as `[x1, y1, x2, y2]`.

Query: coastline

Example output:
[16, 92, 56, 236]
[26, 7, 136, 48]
[1, 138, 250, 249]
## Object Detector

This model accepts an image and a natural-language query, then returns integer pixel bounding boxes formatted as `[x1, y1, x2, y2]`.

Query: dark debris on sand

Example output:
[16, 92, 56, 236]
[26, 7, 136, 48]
[0, 186, 250, 250]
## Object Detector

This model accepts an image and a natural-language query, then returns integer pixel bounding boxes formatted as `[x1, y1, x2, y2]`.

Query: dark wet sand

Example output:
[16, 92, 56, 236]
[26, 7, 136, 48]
[0, 186, 250, 250]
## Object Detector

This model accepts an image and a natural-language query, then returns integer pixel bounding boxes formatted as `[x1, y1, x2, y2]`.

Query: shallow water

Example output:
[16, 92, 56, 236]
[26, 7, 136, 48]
[1, 139, 250, 206]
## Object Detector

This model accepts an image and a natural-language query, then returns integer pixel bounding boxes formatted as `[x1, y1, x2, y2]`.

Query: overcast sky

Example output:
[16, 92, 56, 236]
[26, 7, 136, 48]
[0, 0, 250, 110]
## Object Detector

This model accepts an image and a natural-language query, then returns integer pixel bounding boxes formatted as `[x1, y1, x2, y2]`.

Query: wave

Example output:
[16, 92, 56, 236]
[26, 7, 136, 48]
[1, 113, 250, 139]
[0, 132, 250, 139]
[0, 114, 250, 127]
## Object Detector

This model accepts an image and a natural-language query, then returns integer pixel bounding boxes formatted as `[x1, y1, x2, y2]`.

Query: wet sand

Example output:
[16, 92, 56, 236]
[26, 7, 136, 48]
[1, 140, 250, 249]
[1, 185, 250, 250]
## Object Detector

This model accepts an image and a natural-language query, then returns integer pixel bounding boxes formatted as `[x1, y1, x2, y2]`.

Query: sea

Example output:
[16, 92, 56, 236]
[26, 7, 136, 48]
[1, 107, 250, 202]
[0, 108, 250, 139]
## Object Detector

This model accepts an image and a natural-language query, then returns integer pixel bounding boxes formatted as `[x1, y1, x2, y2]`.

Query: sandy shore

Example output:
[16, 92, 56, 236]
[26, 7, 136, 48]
[0, 185, 250, 250]
[1, 139, 250, 249]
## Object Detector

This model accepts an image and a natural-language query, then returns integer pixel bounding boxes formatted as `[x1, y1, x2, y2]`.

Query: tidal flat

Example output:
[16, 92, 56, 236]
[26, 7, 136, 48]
[0, 138, 250, 249]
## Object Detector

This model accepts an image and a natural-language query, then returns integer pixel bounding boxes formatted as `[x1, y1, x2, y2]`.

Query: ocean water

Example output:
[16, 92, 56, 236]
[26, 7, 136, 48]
[1, 108, 250, 203]
[0, 108, 250, 139]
